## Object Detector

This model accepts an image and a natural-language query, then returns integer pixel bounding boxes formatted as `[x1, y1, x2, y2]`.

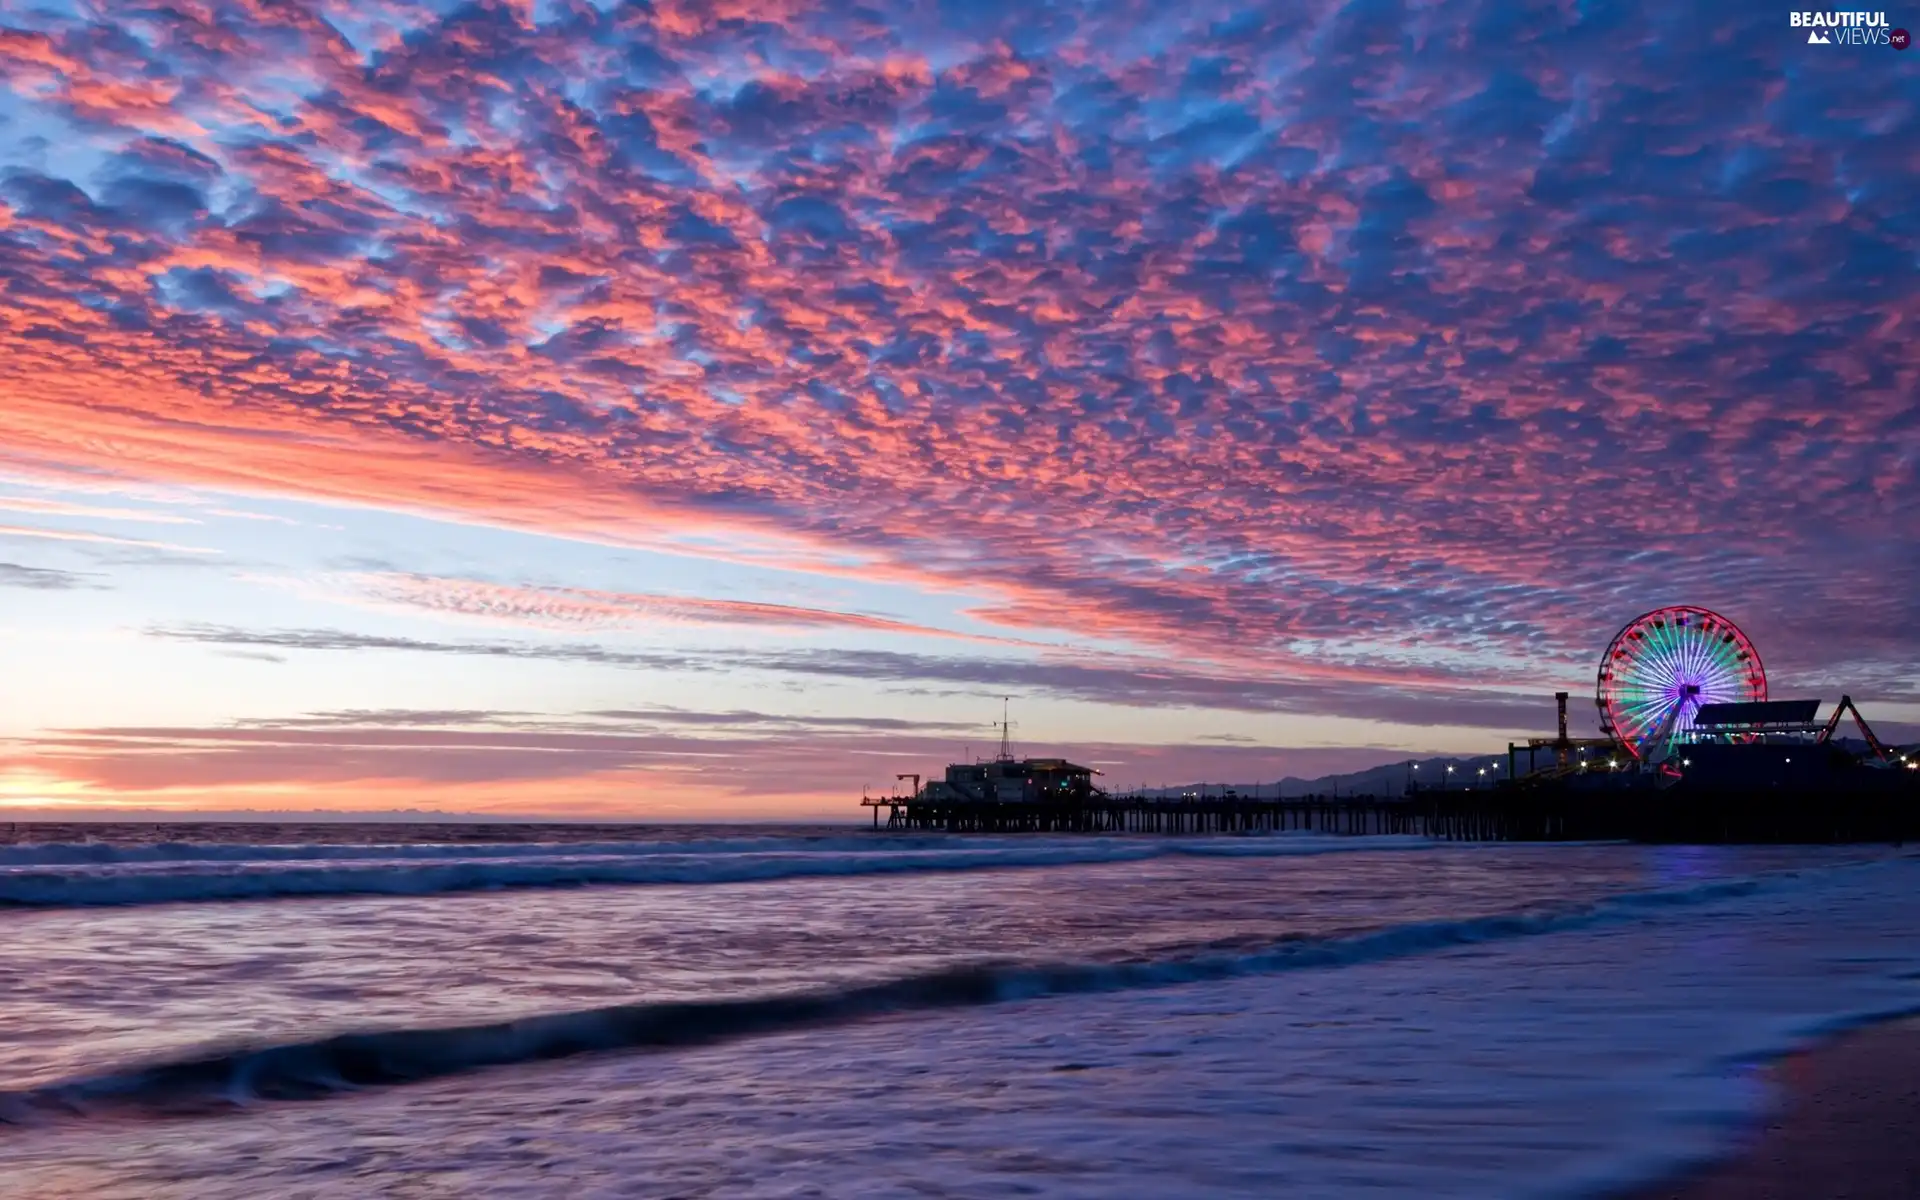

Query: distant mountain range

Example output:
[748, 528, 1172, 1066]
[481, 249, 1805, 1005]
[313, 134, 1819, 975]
[1131, 737, 1915, 800]
[1128, 753, 1517, 800]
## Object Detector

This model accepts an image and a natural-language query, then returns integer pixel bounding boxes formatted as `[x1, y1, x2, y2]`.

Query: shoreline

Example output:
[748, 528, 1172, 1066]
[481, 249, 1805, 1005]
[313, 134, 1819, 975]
[1625, 1014, 1920, 1199]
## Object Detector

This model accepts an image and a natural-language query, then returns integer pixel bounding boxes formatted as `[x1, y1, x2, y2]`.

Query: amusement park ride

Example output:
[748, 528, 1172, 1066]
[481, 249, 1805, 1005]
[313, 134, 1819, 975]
[1510, 605, 1903, 786]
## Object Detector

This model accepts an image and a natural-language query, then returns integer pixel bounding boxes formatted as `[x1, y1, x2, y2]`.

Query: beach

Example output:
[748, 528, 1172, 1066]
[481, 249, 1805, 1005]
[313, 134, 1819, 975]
[1634, 1016, 1920, 1200]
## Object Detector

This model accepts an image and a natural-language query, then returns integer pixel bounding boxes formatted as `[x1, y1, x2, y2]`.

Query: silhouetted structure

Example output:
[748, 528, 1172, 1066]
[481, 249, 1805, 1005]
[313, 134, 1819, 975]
[919, 757, 1101, 805]
[862, 627, 1917, 842]
[861, 774, 1920, 842]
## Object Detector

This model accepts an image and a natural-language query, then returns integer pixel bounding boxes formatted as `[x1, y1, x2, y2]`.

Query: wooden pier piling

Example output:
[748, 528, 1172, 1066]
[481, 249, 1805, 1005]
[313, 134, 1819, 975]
[860, 778, 1920, 844]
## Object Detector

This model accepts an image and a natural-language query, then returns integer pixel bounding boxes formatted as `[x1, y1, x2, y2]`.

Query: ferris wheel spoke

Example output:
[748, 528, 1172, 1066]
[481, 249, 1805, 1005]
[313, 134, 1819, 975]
[1657, 623, 1694, 689]
[1670, 626, 1701, 684]
[1643, 625, 1684, 692]
[1688, 632, 1723, 691]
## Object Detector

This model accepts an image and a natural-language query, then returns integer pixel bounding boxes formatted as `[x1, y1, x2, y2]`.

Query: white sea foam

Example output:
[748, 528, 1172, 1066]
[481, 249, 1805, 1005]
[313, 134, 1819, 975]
[0, 832, 1437, 907]
[0, 834, 980, 867]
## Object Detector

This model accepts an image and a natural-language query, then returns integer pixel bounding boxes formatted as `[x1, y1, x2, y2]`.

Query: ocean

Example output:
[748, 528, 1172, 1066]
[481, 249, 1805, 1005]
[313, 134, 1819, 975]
[2, 824, 1917, 1198]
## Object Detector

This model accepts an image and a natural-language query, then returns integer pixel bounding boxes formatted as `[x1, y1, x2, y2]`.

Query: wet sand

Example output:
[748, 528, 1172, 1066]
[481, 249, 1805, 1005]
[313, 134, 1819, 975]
[1631, 1015, 1920, 1199]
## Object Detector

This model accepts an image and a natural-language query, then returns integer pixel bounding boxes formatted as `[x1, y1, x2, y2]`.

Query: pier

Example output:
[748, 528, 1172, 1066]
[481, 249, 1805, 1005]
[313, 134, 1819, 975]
[864, 664, 1918, 844]
[861, 777, 1920, 844]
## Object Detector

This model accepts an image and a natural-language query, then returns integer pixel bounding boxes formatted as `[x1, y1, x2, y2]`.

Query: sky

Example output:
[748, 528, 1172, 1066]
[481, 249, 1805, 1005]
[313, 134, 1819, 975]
[0, 0, 1915, 819]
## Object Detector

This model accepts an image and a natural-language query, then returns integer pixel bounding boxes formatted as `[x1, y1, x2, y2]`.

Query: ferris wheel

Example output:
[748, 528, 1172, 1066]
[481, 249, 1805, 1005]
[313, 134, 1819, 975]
[1596, 606, 1767, 760]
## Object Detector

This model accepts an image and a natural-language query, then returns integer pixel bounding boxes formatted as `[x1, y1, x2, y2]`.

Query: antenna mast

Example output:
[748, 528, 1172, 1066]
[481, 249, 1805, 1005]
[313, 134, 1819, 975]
[997, 696, 1014, 762]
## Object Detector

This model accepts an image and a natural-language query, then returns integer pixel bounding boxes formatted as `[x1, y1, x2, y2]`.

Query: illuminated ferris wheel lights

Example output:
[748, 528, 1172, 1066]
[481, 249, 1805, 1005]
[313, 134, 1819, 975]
[1595, 606, 1767, 761]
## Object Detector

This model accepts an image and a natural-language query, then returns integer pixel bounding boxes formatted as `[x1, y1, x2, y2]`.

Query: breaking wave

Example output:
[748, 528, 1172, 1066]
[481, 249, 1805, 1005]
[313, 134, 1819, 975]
[0, 833, 1437, 908]
[0, 834, 981, 868]
[0, 873, 1786, 1122]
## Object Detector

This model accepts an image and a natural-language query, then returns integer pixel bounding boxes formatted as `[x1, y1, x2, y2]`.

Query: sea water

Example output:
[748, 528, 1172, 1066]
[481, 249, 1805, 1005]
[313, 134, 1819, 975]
[1, 825, 1916, 1198]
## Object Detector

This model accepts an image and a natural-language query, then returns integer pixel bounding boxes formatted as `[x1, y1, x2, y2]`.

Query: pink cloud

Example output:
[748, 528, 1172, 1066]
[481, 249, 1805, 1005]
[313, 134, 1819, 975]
[0, 0, 1909, 699]
[0, 523, 218, 554]
[340, 571, 1045, 646]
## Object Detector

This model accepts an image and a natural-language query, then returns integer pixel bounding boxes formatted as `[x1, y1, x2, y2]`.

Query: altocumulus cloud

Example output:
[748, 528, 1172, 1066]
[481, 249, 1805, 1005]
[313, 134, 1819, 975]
[0, 0, 1912, 685]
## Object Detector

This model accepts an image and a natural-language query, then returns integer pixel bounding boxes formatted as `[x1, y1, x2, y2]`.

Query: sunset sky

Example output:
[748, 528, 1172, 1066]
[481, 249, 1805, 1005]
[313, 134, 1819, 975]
[1, 1, 1915, 818]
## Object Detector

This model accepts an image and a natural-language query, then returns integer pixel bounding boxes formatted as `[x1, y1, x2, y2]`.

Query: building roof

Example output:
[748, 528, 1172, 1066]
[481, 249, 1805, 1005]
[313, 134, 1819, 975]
[946, 757, 1097, 775]
[1021, 758, 1095, 773]
[1693, 699, 1821, 727]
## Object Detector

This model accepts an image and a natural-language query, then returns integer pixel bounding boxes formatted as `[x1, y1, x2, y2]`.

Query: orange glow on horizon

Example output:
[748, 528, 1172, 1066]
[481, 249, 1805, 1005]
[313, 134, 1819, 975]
[0, 763, 856, 821]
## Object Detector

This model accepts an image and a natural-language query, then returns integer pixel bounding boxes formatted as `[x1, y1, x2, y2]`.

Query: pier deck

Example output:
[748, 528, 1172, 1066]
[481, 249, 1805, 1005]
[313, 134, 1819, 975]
[862, 780, 1920, 843]
[863, 795, 1434, 836]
